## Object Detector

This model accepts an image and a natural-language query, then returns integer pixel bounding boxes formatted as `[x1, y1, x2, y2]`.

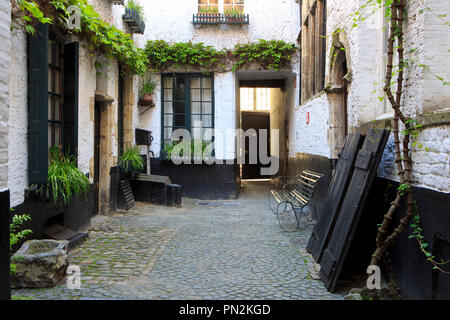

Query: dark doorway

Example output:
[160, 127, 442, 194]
[93, 102, 101, 215]
[241, 111, 270, 179]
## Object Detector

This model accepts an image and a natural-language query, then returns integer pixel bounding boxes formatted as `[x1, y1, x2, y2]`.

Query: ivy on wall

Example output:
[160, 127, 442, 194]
[144, 39, 298, 72]
[12, 0, 148, 74]
[12, 1, 298, 74]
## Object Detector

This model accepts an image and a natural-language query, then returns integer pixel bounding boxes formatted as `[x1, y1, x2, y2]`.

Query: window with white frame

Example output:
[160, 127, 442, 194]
[240, 88, 271, 112]
[198, 0, 219, 13]
[224, 0, 245, 14]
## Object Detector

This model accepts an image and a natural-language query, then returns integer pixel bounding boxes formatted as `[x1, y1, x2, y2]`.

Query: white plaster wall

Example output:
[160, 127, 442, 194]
[0, 0, 10, 192]
[292, 93, 330, 158]
[135, 0, 300, 49]
[8, 28, 27, 206]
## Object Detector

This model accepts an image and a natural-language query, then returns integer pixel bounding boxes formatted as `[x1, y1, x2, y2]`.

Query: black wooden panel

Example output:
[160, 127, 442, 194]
[306, 133, 364, 262]
[28, 23, 49, 184]
[319, 129, 390, 292]
[0, 190, 10, 300]
[63, 42, 79, 156]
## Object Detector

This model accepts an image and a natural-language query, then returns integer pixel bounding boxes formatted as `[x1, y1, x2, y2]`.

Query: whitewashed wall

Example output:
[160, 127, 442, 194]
[0, 0, 11, 192]
[291, 0, 449, 193]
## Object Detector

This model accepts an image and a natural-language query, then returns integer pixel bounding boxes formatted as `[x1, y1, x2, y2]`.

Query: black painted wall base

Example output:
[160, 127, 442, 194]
[288, 153, 335, 178]
[10, 187, 94, 252]
[150, 158, 240, 200]
[388, 183, 450, 300]
[0, 190, 10, 300]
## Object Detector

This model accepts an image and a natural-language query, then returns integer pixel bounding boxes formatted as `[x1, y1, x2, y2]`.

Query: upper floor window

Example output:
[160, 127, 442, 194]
[198, 0, 244, 14]
[300, 0, 326, 103]
[224, 0, 244, 14]
[198, 0, 219, 13]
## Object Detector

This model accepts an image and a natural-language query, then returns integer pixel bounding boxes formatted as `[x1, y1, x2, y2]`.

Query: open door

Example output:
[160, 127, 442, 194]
[241, 111, 270, 179]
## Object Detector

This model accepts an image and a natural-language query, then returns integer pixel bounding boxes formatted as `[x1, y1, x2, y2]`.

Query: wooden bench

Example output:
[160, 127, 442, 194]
[269, 170, 324, 232]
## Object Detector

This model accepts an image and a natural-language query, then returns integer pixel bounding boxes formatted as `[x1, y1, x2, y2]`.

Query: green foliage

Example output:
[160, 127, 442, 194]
[126, 0, 145, 21]
[10, 212, 33, 276]
[232, 40, 298, 71]
[224, 7, 242, 17]
[119, 145, 145, 172]
[198, 6, 219, 14]
[409, 203, 450, 274]
[144, 39, 297, 72]
[163, 140, 211, 161]
[139, 77, 159, 96]
[144, 40, 226, 71]
[47, 146, 91, 205]
[13, 0, 147, 74]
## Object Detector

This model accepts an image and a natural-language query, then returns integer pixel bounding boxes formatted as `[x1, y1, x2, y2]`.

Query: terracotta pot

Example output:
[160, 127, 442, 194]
[138, 94, 153, 106]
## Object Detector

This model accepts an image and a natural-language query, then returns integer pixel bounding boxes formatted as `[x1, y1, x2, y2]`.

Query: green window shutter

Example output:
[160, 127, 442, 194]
[63, 42, 79, 157]
[28, 23, 49, 184]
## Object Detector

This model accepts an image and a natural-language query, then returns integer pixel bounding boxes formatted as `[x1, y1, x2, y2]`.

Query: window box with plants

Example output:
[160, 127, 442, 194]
[123, 0, 146, 34]
[20, 147, 93, 239]
[223, 7, 249, 25]
[138, 77, 158, 107]
[194, 5, 221, 25]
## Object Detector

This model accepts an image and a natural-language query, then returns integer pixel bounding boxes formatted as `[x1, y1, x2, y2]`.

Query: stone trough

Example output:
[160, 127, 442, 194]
[11, 240, 69, 288]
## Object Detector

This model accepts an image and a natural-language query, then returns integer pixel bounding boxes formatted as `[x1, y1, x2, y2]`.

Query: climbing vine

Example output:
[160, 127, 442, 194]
[231, 40, 298, 71]
[144, 39, 298, 72]
[11, 0, 147, 74]
[144, 40, 226, 71]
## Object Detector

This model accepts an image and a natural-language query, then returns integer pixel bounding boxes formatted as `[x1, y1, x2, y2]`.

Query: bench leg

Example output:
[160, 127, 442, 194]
[277, 201, 300, 232]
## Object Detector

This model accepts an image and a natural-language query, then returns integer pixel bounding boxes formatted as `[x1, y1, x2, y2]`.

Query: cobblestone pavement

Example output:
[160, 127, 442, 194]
[12, 182, 343, 300]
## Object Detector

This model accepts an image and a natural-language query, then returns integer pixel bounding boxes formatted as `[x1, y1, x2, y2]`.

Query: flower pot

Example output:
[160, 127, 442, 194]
[138, 94, 153, 106]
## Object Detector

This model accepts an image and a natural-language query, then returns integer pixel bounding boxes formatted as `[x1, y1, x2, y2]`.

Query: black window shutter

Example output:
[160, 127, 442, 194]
[28, 23, 49, 184]
[63, 42, 79, 157]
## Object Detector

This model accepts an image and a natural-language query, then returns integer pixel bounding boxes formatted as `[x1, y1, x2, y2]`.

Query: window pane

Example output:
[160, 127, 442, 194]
[55, 124, 61, 146]
[191, 115, 202, 127]
[203, 115, 212, 127]
[164, 89, 173, 101]
[55, 99, 61, 120]
[164, 77, 173, 89]
[164, 127, 173, 140]
[173, 77, 185, 100]
[55, 70, 62, 94]
[202, 89, 211, 101]
[173, 101, 185, 114]
[164, 115, 173, 127]
[48, 95, 52, 118]
[174, 115, 185, 127]
[48, 67, 53, 92]
[203, 102, 212, 114]
[164, 101, 173, 113]
[240, 87, 254, 111]
[48, 124, 52, 149]
[191, 78, 201, 89]
[192, 102, 201, 114]
[202, 78, 212, 89]
[191, 88, 201, 102]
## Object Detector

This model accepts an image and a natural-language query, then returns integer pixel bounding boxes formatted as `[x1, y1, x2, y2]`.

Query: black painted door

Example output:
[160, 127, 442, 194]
[241, 111, 270, 179]
[319, 129, 390, 292]
[307, 133, 364, 262]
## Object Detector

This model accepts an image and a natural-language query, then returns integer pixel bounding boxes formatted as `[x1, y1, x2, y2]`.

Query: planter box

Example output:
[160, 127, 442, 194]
[193, 13, 249, 25]
[10, 186, 94, 250]
[150, 158, 240, 200]
[123, 8, 146, 34]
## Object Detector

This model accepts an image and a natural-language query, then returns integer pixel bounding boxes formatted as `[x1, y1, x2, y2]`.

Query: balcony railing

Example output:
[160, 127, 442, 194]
[123, 8, 146, 34]
[193, 13, 250, 25]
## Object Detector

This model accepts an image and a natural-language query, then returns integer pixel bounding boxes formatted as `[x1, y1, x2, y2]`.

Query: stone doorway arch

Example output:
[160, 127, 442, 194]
[326, 38, 351, 159]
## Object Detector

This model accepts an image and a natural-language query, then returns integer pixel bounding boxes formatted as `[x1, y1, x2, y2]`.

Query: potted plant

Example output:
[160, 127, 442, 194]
[198, 5, 220, 24]
[123, 0, 146, 34]
[47, 147, 91, 205]
[119, 144, 145, 179]
[224, 7, 244, 24]
[138, 77, 158, 106]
